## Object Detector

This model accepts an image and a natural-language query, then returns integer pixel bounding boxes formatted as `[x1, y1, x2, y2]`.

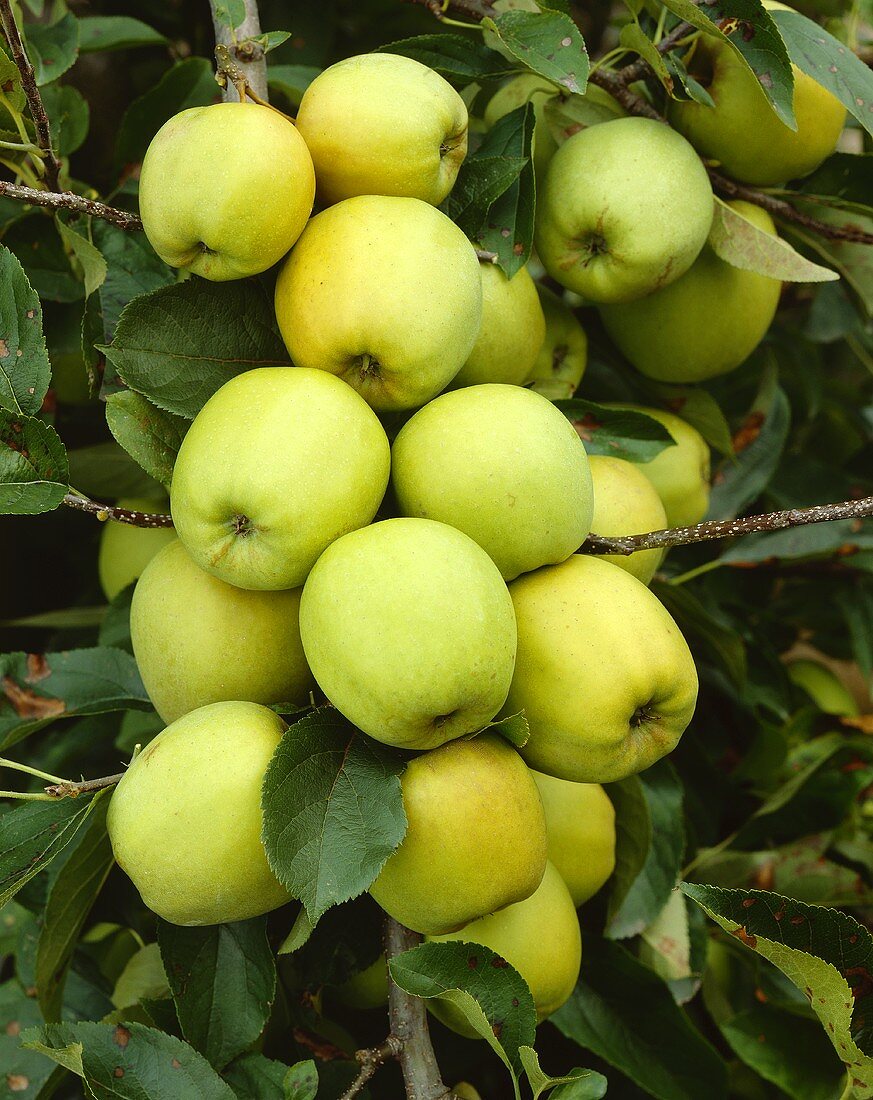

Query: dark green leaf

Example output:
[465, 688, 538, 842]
[378, 34, 514, 85]
[212, 0, 247, 32]
[105, 389, 187, 490]
[473, 104, 536, 277]
[284, 1060, 319, 1100]
[54, 218, 107, 298]
[555, 399, 676, 462]
[0, 979, 62, 1098]
[2, 215, 82, 303]
[444, 155, 529, 240]
[92, 221, 175, 342]
[520, 1046, 606, 1100]
[0, 245, 50, 416]
[266, 65, 321, 107]
[794, 152, 873, 209]
[40, 83, 89, 156]
[0, 411, 68, 515]
[101, 279, 291, 418]
[24, 13, 79, 85]
[654, 582, 747, 689]
[67, 441, 164, 499]
[158, 918, 276, 1070]
[485, 11, 589, 94]
[552, 935, 728, 1100]
[223, 1052, 290, 1099]
[78, 15, 168, 52]
[261, 709, 406, 922]
[35, 793, 113, 1022]
[720, 516, 873, 565]
[116, 58, 218, 165]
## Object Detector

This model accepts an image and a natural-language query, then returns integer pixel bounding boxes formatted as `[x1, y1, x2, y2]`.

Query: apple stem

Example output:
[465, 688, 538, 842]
[209, 0, 269, 104]
[62, 493, 174, 528]
[42, 773, 125, 799]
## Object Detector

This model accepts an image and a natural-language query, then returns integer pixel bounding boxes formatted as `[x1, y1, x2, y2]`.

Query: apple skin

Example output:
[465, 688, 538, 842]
[525, 287, 588, 400]
[669, 12, 845, 186]
[427, 861, 581, 1033]
[450, 264, 546, 388]
[599, 201, 782, 383]
[296, 53, 467, 206]
[98, 498, 176, 601]
[170, 367, 390, 591]
[106, 701, 291, 926]
[275, 196, 482, 411]
[787, 659, 860, 717]
[610, 405, 711, 528]
[588, 456, 668, 585]
[535, 117, 713, 304]
[391, 385, 594, 581]
[139, 103, 314, 281]
[299, 518, 517, 750]
[131, 539, 314, 724]
[330, 956, 389, 1010]
[531, 771, 616, 907]
[369, 734, 547, 936]
[503, 555, 698, 783]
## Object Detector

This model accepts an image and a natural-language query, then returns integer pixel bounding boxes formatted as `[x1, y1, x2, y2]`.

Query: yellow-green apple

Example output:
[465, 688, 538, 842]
[588, 456, 668, 584]
[669, 5, 845, 186]
[504, 555, 698, 783]
[107, 701, 291, 925]
[275, 196, 482, 410]
[787, 658, 860, 717]
[427, 861, 580, 1032]
[170, 367, 390, 590]
[451, 1086, 482, 1100]
[450, 263, 546, 388]
[330, 956, 389, 1010]
[295, 53, 467, 206]
[369, 734, 547, 935]
[610, 406, 711, 527]
[131, 539, 314, 723]
[531, 771, 616, 906]
[299, 518, 516, 749]
[535, 117, 713, 303]
[391, 385, 593, 580]
[139, 103, 315, 280]
[525, 288, 588, 400]
[599, 201, 782, 382]
[98, 498, 175, 600]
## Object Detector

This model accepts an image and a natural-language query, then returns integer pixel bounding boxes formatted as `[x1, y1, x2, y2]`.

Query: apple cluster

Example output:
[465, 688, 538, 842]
[102, 36, 842, 1029]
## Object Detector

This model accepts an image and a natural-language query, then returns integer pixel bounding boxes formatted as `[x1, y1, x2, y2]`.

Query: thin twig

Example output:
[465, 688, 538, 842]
[43, 773, 124, 799]
[0, 0, 61, 190]
[0, 180, 143, 230]
[580, 496, 873, 557]
[340, 1038, 403, 1100]
[63, 493, 173, 528]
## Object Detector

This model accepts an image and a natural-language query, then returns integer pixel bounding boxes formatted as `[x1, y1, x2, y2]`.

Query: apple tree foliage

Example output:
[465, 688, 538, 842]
[0, 0, 871, 1097]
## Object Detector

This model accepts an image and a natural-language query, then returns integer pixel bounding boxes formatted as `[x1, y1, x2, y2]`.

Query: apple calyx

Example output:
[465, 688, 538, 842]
[563, 231, 609, 272]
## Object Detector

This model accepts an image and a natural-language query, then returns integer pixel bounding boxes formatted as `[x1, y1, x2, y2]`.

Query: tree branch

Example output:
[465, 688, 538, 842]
[63, 493, 173, 528]
[209, 0, 269, 103]
[580, 496, 873, 556]
[43, 773, 124, 799]
[384, 917, 452, 1100]
[341, 1038, 404, 1100]
[0, 180, 143, 230]
[0, 0, 62, 191]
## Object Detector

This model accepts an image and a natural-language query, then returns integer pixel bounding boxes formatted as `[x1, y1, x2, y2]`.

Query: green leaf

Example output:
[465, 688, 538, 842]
[24, 13, 79, 85]
[794, 152, 873, 210]
[0, 647, 150, 751]
[116, 58, 218, 166]
[2, 216, 83, 303]
[606, 761, 685, 939]
[158, 918, 276, 1070]
[67, 441, 164, 499]
[378, 34, 514, 85]
[111, 943, 171, 1010]
[105, 389, 187, 490]
[620, 21, 674, 92]
[284, 1060, 319, 1100]
[102, 279, 291, 419]
[542, 87, 625, 145]
[472, 103, 536, 277]
[484, 11, 589, 95]
[77, 15, 168, 52]
[0, 410, 68, 515]
[0, 43, 24, 112]
[266, 65, 321, 107]
[21, 1020, 237, 1098]
[223, 1052, 295, 1100]
[487, 711, 530, 748]
[0, 979, 63, 1097]
[552, 935, 728, 1100]
[647, 388, 734, 457]
[654, 582, 747, 689]
[261, 709, 406, 922]
[0, 793, 104, 910]
[444, 155, 530, 240]
[91, 221, 174, 342]
[389, 940, 536, 1087]
[40, 83, 89, 156]
[771, 8, 873, 138]
[683, 884, 873, 1086]
[519, 1046, 607, 1099]
[55, 218, 107, 298]
[247, 31, 292, 54]
[212, 0, 247, 32]
[555, 399, 676, 462]
[719, 516, 873, 565]
[277, 906, 315, 955]
[35, 792, 114, 1022]
[0, 245, 50, 415]
[710, 198, 838, 282]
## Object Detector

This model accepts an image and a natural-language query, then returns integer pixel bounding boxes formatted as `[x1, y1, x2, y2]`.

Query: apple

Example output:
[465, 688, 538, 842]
[427, 861, 581, 1032]
[599, 201, 782, 382]
[531, 771, 616, 906]
[107, 701, 291, 926]
[608, 405, 711, 528]
[450, 263, 546, 388]
[170, 367, 390, 591]
[299, 518, 516, 750]
[330, 956, 389, 1010]
[98, 497, 176, 601]
[504, 555, 698, 783]
[525, 287, 588, 400]
[296, 53, 467, 206]
[535, 117, 713, 303]
[669, 4, 846, 186]
[369, 733, 547, 935]
[131, 539, 314, 724]
[391, 385, 594, 580]
[274, 196, 482, 411]
[787, 658, 860, 717]
[587, 455, 668, 585]
[139, 103, 314, 281]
